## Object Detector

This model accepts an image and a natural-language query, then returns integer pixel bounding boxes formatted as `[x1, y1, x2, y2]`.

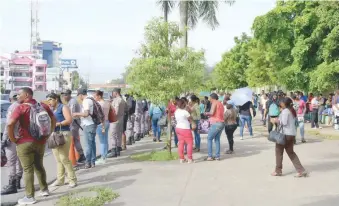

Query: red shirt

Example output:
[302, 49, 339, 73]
[167, 103, 177, 117]
[11, 99, 54, 145]
[210, 101, 224, 124]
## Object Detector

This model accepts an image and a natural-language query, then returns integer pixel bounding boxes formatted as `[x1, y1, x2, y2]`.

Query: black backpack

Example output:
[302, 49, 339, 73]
[127, 97, 136, 115]
[86, 97, 105, 125]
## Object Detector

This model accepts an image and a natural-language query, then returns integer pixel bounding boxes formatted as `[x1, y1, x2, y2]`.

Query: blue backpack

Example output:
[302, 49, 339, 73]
[269, 102, 280, 117]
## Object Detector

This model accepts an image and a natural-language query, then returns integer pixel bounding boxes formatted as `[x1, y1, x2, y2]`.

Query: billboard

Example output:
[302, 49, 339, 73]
[60, 59, 77, 68]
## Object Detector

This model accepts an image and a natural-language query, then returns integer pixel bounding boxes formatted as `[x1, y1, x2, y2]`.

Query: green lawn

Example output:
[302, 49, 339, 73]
[131, 150, 179, 161]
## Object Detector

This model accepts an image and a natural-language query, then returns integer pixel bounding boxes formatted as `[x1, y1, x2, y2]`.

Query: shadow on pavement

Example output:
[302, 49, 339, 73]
[301, 195, 339, 206]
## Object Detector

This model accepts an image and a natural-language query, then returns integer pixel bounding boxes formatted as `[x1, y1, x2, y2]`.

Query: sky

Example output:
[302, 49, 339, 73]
[0, 0, 276, 84]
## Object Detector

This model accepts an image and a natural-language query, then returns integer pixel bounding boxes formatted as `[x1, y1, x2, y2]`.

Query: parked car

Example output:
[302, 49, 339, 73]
[1, 100, 11, 141]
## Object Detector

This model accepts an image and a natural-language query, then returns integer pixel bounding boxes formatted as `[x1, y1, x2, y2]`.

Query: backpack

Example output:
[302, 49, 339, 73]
[268, 102, 280, 117]
[127, 97, 136, 115]
[86, 97, 105, 125]
[24, 103, 52, 140]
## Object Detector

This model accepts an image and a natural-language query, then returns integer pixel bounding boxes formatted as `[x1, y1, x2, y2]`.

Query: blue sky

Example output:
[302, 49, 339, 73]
[0, 0, 276, 83]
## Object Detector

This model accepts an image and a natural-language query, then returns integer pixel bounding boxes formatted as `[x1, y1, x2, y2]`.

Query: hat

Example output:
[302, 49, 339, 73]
[112, 88, 121, 93]
[9, 91, 18, 99]
[77, 88, 87, 96]
[61, 89, 72, 95]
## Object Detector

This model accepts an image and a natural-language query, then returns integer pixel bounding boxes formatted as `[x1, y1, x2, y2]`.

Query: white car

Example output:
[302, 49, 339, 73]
[1, 100, 11, 140]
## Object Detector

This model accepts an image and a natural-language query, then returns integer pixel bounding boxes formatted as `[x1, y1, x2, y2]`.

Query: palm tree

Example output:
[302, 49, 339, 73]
[157, 0, 175, 22]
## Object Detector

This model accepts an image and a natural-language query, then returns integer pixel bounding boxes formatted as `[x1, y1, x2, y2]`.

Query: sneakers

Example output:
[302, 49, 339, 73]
[95, 158, 106, 165]
[51, 181, 64, 187]
[179, 159, 186, 163]
[77, 154, 86, 164]
[69, 182, 77, 188]
[187, 159, 194, 164]
[240, 137, 244, 140]
[39, 190, 50, 197]
[18, 196, 37, 205]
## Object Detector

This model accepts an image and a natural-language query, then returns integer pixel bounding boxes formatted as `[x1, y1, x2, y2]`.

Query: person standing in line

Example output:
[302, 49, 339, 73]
[204, 93, 225, 161]
[238, 101, 254, 140]
[265, 93, 281, 134]
[46, 93, 77, 188]
[73, 89, 98, 169]
[175, 99, 195, 163]
[318, 94, 326, 124]
[125, 94, 135, 146]
[167, 98, 178, 147]
[311, 95, 322, 129]
[134, 98, 143, 142]
[271, 98, 308, 178]
[93, 90, 110, 165]
[61, 90, 86, 163]
[7, 87, 56, 205]
[293, 95, 307, 143]
[224, 103, 238, 154]
[141, 99, 149, 136]
[1, 92, 23, 195]
[190, 95, 201, 152]
[261, 94, 268, 126]
[204, 96, 211, 112]
[149, 103, 166, 142]
[332, 90, 339, 130]
[108, 88, 126, 157]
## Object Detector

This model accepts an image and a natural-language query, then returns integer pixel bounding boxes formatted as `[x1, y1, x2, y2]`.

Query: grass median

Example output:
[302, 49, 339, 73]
[131, 150, 179, 161]
[56, 187, 119, 206]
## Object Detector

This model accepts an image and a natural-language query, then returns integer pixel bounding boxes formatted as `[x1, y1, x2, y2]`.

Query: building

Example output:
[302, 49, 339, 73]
[46, 67, 61, 92]
[0, 51, 47, 91]
[34, 41, 62, 68]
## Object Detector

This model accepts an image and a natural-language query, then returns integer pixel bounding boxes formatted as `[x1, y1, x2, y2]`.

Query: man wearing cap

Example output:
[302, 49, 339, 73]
[61, 89, 86, 163]
[108, 88, 126, 158]
[1, 91, 23, 195]
[73, 89, 97, 169]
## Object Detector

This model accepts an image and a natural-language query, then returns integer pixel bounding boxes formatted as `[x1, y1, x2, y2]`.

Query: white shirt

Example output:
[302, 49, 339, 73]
[82, 98, 94, 126]
[174, 109, 191, 129]
[311, 98, 319, 109]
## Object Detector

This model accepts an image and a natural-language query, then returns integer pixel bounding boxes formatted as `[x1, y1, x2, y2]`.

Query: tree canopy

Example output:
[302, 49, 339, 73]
[212, 1, 339, 92]
[126, 18, 205, 104]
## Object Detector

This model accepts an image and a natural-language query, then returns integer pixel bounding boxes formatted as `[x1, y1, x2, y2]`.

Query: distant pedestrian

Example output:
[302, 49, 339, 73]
[271, 97, 308, 178]
[47, 93, 77, 188]
[7, 87, 56, 205]
[224, 103, 238, 154]
[149, 103, 166, 142]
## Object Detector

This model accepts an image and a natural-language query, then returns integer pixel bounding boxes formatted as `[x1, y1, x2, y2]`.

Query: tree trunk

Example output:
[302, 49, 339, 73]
[164, 2, 168, 22]
[179, 0, 188, 48]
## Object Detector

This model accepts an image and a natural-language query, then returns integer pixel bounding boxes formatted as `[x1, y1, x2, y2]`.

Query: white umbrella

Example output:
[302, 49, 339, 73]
[231, 87, 253, 106]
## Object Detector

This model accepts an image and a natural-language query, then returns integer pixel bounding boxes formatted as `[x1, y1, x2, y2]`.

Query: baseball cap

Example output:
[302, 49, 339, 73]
[9, 91, 18, 99]
[61, 89, 72, 95]
[77, 88, 87, 96]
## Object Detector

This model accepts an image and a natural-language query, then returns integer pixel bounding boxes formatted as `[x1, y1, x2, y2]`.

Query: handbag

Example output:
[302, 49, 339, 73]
[198, 119, 210, 134]
[108, 105, 117, 123]
[47, 126, 66, 149]
[157, 107, 167, 126]
[268, 125, 286, 145]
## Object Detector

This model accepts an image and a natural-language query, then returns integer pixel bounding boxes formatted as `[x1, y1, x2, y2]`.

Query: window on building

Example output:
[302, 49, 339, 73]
[13, 82, 32, 87]
[36, 67, 44, 72]
[10, 72, 32, 77]
[36, 76, 44, 81]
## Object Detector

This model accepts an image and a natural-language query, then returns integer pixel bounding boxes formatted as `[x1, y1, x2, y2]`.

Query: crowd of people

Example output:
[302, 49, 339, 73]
[1, 86, 338, 205]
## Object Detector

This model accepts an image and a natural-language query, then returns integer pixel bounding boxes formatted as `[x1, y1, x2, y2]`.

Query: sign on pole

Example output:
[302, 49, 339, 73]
[60, 59, 78, 68]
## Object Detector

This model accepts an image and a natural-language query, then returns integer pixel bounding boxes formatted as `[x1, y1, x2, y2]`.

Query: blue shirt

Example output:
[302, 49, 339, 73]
[149, 104, 165, 116]
[199, 103, 205, 114]
[54, 104, 70, 131]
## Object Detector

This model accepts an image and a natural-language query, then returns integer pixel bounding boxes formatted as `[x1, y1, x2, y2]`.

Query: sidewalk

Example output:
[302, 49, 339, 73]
[20, 125, 339, 206]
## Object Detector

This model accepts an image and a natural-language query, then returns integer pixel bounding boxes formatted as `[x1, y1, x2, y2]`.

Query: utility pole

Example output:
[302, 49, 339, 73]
[30, 0, 40, 52]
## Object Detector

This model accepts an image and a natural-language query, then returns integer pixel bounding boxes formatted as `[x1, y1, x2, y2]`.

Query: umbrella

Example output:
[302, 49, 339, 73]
[231, 87, 253, 106]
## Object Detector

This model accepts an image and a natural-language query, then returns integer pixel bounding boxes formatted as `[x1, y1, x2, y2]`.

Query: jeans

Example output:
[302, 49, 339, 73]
[52, 131, 77, 185]
[207, 122, 225, 158]
[311, 109, 319, 128]
[193, 120, 201, 149]
[17, 142, 47, 198]
[172, 126, 178, 146]
[96, 121, 110, 159]
[297, 120, 305, 140]
[318, 106, 325, 124]
[152, 113, 162, 140]
[225, 124, 237, 151]
[84, 124, 97, 165]
[239, 115, 253, 137]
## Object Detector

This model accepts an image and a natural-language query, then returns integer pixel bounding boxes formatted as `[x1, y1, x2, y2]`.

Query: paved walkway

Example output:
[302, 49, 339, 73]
[2, 120, 339, 206]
